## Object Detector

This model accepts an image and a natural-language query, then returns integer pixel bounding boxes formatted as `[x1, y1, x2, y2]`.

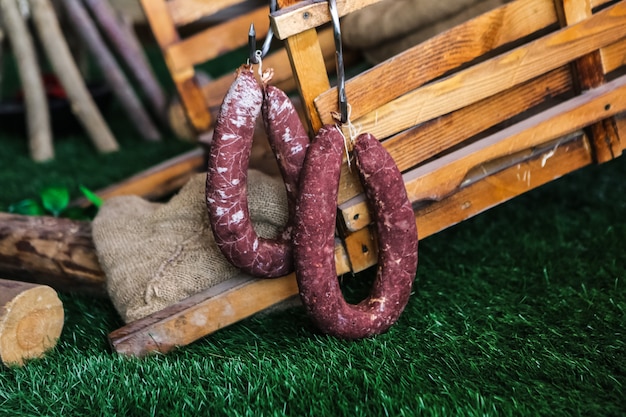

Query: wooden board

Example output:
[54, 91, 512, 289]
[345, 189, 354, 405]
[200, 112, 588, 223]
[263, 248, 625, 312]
[339, 73, 626, 232]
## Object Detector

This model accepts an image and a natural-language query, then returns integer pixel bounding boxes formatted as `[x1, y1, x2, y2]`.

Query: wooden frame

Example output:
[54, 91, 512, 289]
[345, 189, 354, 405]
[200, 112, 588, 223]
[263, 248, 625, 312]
[104, 0, 626, 356]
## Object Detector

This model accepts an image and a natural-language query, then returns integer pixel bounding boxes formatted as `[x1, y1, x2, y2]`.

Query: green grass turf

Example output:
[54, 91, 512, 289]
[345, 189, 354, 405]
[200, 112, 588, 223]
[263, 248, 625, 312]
[1, 50, 625, 416]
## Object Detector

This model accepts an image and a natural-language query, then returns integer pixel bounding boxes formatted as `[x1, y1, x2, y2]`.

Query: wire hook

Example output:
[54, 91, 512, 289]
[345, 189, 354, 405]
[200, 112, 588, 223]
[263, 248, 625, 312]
[328, 0, 348, 124]
[249, 0, 277, 64]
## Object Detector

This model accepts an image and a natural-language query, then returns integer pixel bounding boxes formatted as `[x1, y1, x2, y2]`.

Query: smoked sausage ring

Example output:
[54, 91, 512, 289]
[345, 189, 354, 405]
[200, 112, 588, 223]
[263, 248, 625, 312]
[293, 126, 418, 339]
[206, 66, 309, 277]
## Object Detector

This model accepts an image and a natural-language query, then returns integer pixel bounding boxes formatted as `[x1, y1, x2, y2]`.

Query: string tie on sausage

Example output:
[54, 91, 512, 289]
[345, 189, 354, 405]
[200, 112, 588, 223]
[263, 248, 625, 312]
[333, 104, 360, 172]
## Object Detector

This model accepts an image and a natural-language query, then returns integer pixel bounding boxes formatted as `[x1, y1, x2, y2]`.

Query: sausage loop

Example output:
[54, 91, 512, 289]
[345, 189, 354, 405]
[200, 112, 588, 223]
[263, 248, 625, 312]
[293, 127, 418, 339]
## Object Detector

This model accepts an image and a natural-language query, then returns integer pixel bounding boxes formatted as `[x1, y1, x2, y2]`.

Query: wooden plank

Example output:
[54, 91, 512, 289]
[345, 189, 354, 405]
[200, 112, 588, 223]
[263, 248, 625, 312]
[341, 133, 593, 273]
[139, 0, 179, 48]
[109, 274, 299, 356]
[336, 66, 575, 208]
[346, 2, 626, 142]
[600, 38, 626, 73]
[139, 0, 212, 131]
[315, 0, 559, 125]
[277, 0, 331, 132]
[401, 73, 626, 203]
[555, 0, 622, 162]
[72, 148, 206, 207]
[339, 74, 626, 231]
[165, 7, 270, 74]
[167, 0, 248, 26]
[270, 0, 384, 40]
[413, 134, 593, 239]
[109, 240, 352, 356]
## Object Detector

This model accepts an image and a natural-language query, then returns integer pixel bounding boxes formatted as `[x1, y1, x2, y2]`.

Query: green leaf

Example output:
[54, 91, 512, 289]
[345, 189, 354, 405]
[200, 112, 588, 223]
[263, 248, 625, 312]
[8, 199, 46, 216]
[40, 186, 70, 216]
[79, 185, 104, 208]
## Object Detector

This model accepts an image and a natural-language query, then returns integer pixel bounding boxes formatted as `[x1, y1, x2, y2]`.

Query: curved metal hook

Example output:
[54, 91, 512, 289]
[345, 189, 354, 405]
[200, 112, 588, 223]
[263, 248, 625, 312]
[328, 0, 348, 124]
[249, 0, 277, 64]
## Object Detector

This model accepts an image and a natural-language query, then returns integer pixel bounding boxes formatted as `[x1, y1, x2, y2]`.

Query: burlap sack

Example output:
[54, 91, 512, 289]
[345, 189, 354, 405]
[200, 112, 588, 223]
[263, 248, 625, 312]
[92, 170, 288, 323]
[342, 0, 510, 64]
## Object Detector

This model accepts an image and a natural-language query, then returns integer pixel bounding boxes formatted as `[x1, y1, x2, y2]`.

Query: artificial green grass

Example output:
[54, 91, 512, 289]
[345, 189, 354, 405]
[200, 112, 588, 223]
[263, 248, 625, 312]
[1, 148, 624, 416]
[1, 48, 625, 417]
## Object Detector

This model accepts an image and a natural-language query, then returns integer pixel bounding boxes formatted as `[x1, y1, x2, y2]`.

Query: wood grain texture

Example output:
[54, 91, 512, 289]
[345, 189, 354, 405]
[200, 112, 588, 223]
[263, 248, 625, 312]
[271, 0, 384, 39]
[0, 214, 106, 297]
[315, 0, 559, 126]
[335, 66, 575, 208]
[109, 241, 352, 356]
[0, 279, 64, 366]
[345, 1, 626, 142]
[401, 73, 626, 202]
[555, 0, 622, 162]
[165, 7, 270, 74]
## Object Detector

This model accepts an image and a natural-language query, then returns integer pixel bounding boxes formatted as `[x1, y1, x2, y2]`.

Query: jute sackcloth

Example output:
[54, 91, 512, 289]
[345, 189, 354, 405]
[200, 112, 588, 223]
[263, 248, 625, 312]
[92, 170, 289, 323]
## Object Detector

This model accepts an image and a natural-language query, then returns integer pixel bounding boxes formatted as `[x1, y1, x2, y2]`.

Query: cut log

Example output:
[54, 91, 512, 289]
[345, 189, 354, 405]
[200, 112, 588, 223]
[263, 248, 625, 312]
[0, 213, 107, 297]
[0, 278, 64, 366]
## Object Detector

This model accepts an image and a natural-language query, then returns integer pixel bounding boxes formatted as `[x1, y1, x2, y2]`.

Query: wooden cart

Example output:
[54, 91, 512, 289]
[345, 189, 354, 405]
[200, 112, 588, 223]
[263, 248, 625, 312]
[108, 0, 626, 356]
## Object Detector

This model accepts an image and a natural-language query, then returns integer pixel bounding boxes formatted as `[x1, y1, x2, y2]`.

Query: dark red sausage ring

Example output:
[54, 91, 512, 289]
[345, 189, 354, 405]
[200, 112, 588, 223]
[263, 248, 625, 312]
[293, 125, 418, 339]
[206, 66, 309, 277]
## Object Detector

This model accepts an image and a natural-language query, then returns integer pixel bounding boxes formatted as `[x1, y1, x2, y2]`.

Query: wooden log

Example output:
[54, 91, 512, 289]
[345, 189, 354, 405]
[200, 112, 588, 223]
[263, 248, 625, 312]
[0, 278, 64, 366]
[0, 213, 107, 297]
[27, 0, 120, 153]
[0, 0, 53, 162]
[60, 0, 161, 142]
[83, 0, 168, 122]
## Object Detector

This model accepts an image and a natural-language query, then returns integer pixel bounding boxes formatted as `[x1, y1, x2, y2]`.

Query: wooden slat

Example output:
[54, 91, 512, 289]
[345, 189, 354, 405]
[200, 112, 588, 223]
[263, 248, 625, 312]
[109, 240, 352, 356]
[139, 0, 212, 131]
[167, 0, 248, 26]
[341, 133, 593, 273]
[315, 0, 559, 126]
[336, 66, 575, 209]
[401, 73, 626, 202]
[556, 0, 622, 162]
[339, 74, 626, 231]
[413, 134, 593, 238]
[72, 147, 206, 207]
[166, 7, 270, 74]
[139, 0, 179, 48]
[345, 1, 626, 142]
[601, 38, 626, 73]
[271, 0, 384, 40]
[277, 0, 331, 132]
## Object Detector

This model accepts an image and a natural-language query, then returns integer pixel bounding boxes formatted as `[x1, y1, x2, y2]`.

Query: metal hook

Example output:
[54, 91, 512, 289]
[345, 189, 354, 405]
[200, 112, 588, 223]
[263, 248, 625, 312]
[249, 0, 277, 64]
[328, 0, 348, 124]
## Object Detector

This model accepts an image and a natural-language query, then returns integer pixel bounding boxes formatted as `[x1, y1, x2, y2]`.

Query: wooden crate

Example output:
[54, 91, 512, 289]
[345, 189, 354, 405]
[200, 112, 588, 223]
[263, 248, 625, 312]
[109, 0, 626, 356]
[271, 0, 626, 272]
